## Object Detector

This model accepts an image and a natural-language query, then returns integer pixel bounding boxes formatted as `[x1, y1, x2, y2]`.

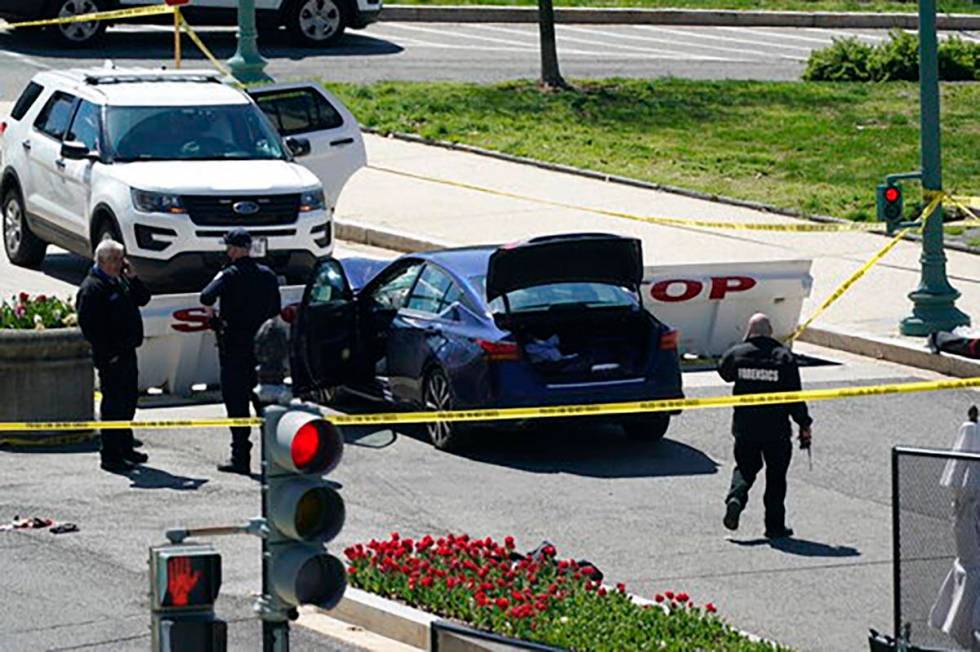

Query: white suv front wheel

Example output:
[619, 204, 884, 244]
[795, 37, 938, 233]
[286, 0, 347, 47]
[48, 0, 108, 47]
[3, 188, 47, 267]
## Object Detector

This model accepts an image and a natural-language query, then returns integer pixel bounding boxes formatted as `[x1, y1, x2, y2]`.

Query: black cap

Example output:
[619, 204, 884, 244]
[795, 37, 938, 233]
[223, 228, 252, 248]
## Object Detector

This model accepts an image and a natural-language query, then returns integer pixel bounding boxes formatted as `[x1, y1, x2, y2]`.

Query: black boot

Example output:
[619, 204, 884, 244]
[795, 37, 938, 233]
[217, 458, 251, 475]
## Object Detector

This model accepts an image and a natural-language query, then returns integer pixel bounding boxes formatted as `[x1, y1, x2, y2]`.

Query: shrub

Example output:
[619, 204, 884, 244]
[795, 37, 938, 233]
[0, 293, 77, 330]
[802, 37, 873, 81]
[805, 30, 980, 81]
[345, 532, 790, 651]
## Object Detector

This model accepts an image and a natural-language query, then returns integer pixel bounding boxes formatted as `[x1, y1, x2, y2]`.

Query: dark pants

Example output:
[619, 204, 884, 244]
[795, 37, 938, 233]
[725, 430, 792, 532]
[220, 347, 257, 463]
[98, 350, 139, 462]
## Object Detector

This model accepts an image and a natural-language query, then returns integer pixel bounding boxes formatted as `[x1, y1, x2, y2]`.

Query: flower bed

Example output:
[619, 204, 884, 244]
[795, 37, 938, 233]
[1, 293, 77, 330]
[345, 533, 790, 652]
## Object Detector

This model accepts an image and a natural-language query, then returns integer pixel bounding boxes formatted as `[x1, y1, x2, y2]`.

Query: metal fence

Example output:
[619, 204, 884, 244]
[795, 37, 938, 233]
[893, 446, 980, 651]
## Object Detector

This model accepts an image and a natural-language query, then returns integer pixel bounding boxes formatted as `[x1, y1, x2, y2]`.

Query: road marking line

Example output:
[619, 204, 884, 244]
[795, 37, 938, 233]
[601, 24, 806, 60]
[366, 28, 538, 53]
[0, 48, 51, 71]
[713, 26, 843, 47]
[377, 23, 538, 51]
[804, 27, 887, 42]
[553, 24, 735, 60]
[635, 26, 812, 53]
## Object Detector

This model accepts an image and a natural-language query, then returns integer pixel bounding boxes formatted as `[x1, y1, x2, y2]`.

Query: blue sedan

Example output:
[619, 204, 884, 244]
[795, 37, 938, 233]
[289, 233, 684, 450]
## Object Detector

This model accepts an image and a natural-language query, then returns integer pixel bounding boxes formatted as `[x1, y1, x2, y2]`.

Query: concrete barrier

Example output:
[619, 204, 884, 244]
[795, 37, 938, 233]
[0, 328, 94, 422]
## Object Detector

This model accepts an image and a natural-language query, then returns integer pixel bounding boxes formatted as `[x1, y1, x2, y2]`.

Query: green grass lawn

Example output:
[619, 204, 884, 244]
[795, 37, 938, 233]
[388, 0, 980, 14]
[327, 79, 980, 221]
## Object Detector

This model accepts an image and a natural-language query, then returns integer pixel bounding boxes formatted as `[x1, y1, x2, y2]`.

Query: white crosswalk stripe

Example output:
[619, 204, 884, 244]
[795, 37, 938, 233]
[634, 25, 812, 54]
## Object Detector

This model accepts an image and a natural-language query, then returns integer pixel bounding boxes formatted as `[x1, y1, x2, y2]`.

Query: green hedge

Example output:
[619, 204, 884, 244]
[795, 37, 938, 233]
[803, 30, 980, 81]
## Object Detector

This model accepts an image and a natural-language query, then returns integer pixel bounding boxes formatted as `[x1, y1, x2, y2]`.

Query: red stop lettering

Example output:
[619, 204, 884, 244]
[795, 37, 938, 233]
[708, 276, 757, 300]
[650, 279, 703, 303]
[171, 307, 211, 333]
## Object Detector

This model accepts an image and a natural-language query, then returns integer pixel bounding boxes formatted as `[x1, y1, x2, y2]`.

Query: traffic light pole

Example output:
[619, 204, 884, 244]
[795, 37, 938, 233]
[262, 413, 290, 652]
[899, 0, 970, 335]
[227, 0, 271, 83]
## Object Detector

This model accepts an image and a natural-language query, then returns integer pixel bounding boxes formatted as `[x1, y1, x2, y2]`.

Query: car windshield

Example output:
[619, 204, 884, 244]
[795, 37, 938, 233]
[106, 104, 285, 162]
[471, 276, 636, 313]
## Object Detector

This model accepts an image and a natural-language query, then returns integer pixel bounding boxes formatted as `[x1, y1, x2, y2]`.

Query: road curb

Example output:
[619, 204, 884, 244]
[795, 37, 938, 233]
[379, 5, 980, 29]
[360, 129, 980, 256]
[798, 326, 980, 378]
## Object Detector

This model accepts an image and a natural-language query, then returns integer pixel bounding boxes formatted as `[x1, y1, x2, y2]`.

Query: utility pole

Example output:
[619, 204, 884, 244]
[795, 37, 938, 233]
[899, 0, 970, 335]
[227, 0, 271, 83]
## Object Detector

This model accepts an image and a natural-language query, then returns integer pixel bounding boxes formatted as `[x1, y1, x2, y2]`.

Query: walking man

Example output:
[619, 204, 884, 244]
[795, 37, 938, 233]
[77, 239, 152, 472]
[720, 313, 812, 539]
[200, 228, 281, 475]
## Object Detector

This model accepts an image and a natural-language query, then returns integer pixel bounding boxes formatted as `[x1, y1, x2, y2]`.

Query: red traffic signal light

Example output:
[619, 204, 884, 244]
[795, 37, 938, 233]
[884, 186, 901, 203]
[272, 412, 343, 474]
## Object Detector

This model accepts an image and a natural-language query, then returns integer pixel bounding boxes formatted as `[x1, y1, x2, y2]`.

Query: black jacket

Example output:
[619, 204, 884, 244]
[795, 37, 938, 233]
[76, 267, 151, 368]
[199, 258, 281, 350]
[718, 336, 812, 436]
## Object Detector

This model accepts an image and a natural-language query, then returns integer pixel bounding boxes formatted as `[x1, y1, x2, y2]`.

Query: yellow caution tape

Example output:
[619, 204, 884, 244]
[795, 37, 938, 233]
[0, 417, 261, 433]
[366, 165, 886, 233]
[4, 3, 174, 29]
[5, 377, 976, 433]
[177, 11, 232, 78]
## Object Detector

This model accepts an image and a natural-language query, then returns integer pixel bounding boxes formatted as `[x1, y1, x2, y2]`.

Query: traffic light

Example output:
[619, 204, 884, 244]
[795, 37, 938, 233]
[149, 543, 226, 652]
[876, 182, 904, 233]
[263, 405, 347, 614]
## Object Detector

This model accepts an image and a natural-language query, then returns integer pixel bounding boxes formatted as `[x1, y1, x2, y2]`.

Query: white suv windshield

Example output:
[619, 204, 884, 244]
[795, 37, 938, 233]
[106, 104, 285, 162]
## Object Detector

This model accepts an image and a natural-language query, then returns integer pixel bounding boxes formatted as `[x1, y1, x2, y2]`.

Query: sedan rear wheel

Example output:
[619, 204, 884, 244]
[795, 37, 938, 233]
[286, 0, 347, 47]
[49, 0, 107, 47]
[423, 368, 466, 452]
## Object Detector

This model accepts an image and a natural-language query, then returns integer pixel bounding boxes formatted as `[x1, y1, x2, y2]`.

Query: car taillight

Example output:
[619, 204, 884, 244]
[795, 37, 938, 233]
[280, 304, 298, 324]
[0, 122, 6, 135]
[659, 330, 679, 350]
[478, 339, 520, 362]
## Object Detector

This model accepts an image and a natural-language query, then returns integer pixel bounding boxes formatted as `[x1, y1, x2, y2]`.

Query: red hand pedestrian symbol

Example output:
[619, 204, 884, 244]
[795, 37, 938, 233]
[167, 556, 202, 606]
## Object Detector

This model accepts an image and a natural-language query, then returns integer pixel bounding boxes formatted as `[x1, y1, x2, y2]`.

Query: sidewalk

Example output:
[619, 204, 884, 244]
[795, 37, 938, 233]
[335, 133, 980, 373]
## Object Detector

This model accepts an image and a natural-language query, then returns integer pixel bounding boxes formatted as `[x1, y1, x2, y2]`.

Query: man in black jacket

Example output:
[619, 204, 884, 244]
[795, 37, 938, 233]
[719, 313, 813, 539]
[76, 239, 152, 472]
[200, 228, 281, 475]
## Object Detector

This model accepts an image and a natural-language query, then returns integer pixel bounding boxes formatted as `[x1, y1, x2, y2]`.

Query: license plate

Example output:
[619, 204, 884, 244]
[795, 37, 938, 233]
[250, 237, 267, 258]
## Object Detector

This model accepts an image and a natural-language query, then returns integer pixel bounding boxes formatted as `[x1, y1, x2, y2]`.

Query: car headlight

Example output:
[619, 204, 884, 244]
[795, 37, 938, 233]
[131, 189, 185, 214]
[299, 189, 326, 213]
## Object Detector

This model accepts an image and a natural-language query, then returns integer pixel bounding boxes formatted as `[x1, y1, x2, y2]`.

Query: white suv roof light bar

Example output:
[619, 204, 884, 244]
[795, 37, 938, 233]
[83, 69, 225, 85]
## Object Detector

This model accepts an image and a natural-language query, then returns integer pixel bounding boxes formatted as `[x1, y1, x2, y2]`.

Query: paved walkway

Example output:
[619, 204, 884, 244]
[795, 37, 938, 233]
[337, 133, 979, 344]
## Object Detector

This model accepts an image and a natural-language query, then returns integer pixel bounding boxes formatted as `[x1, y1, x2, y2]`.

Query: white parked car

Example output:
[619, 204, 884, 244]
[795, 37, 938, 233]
[0, 67, 366, 291]
[0, 0, 381, 47]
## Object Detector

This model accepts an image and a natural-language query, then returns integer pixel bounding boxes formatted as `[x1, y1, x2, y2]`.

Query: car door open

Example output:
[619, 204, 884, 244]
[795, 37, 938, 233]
[247, 83, 366, 212]
[291, 258, 358, 397]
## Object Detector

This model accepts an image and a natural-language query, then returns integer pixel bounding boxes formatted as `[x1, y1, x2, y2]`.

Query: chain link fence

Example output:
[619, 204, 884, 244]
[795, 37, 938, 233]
[893, 445, 980, 651]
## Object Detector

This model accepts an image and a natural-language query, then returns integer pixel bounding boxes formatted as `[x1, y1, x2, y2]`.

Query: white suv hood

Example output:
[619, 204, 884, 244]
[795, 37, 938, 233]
[112, 160, 321, 194]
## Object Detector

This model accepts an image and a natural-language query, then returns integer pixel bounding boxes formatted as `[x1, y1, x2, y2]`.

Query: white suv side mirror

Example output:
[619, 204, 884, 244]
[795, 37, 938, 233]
[60, 140, 96, 161]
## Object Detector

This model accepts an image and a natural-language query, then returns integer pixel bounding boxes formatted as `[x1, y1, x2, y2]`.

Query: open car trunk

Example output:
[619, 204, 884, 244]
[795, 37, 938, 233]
[499, 307, 656, 383]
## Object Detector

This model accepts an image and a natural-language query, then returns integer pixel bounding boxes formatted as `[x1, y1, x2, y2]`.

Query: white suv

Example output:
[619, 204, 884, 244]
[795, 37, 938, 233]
[0, 68, 365, 291]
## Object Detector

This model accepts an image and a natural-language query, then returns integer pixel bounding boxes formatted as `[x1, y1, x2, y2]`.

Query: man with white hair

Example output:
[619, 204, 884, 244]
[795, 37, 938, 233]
[77, 238, 152, 472]
[718, 312, 813, 539]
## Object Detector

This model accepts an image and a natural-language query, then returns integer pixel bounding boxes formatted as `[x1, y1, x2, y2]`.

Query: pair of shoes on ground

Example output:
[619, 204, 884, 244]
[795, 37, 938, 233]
[216, 459, 251, 475]
[100, 449, 148, 472]
[723, 499, 794, 539]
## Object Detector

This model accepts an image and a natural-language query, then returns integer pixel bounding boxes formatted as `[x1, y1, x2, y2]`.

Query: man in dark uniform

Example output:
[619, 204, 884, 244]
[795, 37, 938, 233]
[200, 228, 281, 475]
[77, 239, 152, 472]
[719, 313, 813, 539]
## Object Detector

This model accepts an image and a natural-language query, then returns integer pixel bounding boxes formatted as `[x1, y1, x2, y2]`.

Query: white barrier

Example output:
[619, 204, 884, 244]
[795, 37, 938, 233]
[138, 260, 812, 395]
[642, 260, 813, 357]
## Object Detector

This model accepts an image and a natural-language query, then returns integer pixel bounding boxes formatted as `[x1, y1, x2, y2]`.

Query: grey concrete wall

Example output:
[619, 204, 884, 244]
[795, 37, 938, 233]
[0, 329, 94, 422]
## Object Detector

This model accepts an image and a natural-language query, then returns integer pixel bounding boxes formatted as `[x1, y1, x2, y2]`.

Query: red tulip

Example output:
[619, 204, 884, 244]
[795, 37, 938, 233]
[706, 603, 717, 613]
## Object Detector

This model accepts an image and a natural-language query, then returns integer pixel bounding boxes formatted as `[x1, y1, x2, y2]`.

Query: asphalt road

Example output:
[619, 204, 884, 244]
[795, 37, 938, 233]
[1, 239, 979, 651]
[2, 21, 975, 93]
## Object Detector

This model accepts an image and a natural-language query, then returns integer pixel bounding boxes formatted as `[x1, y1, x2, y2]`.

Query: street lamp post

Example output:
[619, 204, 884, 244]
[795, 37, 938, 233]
[227, 0, 271, 83]
[899, 0, 970, 335]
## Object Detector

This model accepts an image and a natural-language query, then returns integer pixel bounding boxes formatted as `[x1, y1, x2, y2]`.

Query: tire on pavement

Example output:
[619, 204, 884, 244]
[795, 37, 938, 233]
[45, 0, 109, 48]
[422, 367, 468, 452]
[285, 0, 348, 47]
[3, 185, 47, 268]
[622, 414, 670, 443]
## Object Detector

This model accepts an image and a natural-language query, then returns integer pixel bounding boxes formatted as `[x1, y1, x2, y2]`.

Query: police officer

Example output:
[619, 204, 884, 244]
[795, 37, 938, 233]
[77, 239, 152, 472]
[719, 313, 812, 539]
[200, 228, 281, 475]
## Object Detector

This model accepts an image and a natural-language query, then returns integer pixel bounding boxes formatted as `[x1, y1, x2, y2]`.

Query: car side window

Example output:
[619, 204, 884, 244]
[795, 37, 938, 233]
[66, 100, 101, 152]
[309, 261, 349, 306]
[371, 263, 422, 311]
[252, 88, 344, 136]
[406, 265, 460, 317]
[33, 92, 76, 140]
[10, 82, 44, 121]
